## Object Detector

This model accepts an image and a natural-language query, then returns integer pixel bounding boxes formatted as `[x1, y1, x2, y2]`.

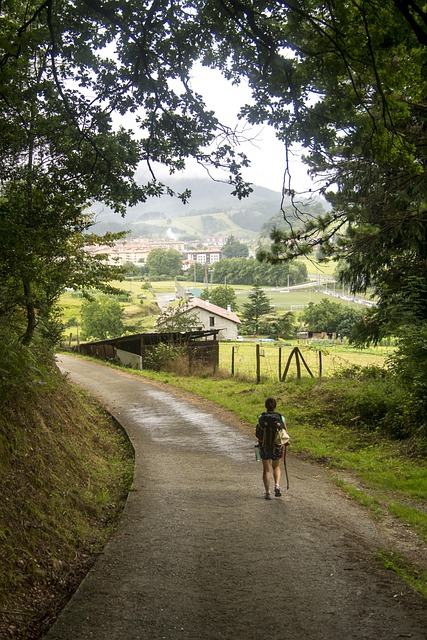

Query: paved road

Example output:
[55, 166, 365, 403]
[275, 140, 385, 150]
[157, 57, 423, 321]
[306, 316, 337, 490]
[44, 355, 426, 640]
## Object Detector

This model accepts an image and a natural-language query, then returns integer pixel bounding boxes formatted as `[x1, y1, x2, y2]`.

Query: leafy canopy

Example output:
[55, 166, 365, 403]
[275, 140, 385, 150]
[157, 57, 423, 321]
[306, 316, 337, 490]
[200, 284, 238, 311]
[146, 248, 183, 279]
[302, 300, 363, 338]
[80, 296, 125, 341]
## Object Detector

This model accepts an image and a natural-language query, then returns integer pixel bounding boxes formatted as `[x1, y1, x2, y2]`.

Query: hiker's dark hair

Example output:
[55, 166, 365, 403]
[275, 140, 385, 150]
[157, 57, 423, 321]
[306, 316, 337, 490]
[265, 397, 277, 411]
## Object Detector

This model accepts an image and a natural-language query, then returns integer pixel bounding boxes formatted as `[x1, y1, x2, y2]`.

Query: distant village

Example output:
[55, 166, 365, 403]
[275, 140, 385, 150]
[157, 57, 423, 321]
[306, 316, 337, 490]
[84, 236, 251, 270]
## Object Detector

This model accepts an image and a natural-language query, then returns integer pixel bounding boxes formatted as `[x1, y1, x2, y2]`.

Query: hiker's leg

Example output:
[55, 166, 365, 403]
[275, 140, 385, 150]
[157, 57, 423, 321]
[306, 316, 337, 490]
[262, 459, 271, 492]
[272, 459, 281, 487]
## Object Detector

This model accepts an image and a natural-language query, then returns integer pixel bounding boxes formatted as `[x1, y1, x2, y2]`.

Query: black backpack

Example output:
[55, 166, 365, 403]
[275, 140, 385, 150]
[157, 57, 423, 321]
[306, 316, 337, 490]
[256, 411, 283, 453]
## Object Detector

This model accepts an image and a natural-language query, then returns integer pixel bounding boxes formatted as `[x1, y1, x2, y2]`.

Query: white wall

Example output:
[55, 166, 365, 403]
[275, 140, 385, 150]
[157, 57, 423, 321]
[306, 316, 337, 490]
[117, 349, 143, 369]
[187, 308, 239, 340]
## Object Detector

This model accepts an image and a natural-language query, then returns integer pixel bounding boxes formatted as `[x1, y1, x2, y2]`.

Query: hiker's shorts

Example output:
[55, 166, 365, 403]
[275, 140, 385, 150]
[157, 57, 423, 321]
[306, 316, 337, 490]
[260, 446, 283, 461]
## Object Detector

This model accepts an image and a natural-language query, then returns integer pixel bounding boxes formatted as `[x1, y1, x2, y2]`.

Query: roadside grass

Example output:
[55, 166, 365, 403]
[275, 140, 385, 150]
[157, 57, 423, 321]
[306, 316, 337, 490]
[376, 551, 427, 598]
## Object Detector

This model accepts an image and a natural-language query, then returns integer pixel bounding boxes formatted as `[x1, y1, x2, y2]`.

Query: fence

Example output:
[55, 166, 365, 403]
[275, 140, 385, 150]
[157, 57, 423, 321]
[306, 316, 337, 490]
[218, 343, 388, 383]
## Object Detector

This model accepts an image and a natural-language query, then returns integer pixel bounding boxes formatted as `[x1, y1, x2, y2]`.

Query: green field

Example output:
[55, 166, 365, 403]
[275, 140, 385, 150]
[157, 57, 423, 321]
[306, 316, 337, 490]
[60, 278, 378, 352]
[218, 341, 391, 382]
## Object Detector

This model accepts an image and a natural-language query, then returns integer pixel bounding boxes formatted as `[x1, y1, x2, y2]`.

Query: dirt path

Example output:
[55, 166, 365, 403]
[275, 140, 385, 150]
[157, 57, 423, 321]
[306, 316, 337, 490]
[44, 355, 426, 640]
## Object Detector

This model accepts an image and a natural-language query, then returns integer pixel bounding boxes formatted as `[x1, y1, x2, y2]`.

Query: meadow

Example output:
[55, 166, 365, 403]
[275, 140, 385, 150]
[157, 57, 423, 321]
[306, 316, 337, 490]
[218, 341, 392, 382]
[60, 277, 388, 378]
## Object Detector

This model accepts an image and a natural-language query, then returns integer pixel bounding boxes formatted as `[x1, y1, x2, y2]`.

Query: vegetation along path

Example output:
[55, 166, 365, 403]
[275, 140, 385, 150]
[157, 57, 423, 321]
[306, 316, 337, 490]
[45, 355, 426, 640]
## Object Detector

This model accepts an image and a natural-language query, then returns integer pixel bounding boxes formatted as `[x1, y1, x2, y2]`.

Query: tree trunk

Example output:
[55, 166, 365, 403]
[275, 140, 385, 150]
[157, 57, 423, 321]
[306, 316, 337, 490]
[21, 280, 36, 346]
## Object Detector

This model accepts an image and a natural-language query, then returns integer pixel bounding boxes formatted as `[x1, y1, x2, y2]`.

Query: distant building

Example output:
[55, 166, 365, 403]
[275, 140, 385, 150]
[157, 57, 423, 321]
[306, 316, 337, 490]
[186, 249, 222, 265]
[84, 239, 186, 265]
[180, 297, 241, 341]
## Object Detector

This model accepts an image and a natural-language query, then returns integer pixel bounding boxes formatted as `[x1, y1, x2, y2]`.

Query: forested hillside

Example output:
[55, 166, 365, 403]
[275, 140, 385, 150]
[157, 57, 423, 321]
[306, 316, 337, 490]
[90, 177, 327, 238]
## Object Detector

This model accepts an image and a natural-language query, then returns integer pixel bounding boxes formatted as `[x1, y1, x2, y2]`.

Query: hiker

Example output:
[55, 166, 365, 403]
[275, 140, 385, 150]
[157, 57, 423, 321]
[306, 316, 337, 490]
[256, 397, 288, 500]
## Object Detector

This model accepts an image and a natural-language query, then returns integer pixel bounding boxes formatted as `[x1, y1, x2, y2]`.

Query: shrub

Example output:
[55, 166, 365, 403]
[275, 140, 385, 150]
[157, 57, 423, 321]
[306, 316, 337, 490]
[339, 376, 410, 440]
[389, 324, 427, 439]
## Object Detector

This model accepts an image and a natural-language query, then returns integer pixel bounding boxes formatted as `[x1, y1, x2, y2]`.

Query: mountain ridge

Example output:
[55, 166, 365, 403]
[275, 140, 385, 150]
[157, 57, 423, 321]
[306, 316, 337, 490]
[91, 177, 324, 239]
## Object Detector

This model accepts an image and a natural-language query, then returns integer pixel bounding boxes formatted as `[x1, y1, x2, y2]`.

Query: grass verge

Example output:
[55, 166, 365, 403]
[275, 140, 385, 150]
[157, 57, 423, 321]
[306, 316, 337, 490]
[0, 375, 134, 639]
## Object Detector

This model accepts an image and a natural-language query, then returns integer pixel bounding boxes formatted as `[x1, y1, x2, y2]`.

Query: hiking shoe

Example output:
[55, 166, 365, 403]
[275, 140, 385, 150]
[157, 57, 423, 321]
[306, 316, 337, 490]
[274, 486, 282, 497]
[265, 492, 271, 500]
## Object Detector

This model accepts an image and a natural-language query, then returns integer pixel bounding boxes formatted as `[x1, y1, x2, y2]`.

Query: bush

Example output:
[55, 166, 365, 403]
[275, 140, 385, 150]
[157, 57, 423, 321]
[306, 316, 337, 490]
[144, 343, 187, 373]
[336, 373, 411, 440]
[389, 324, 427, 439]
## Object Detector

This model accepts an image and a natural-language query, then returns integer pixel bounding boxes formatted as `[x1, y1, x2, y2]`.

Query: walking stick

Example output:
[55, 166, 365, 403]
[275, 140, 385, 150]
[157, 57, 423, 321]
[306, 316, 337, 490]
[283, 444, 290, 490]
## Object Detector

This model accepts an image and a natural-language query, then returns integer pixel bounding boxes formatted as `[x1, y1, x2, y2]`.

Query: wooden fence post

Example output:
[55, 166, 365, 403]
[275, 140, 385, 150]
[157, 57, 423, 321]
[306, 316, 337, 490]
[281, 347, 296, 382]
[297, 348, 314, 378]
[295, 348, 301, 379]
[318, 350, 323, 377]
[256, 344, 261, 383]
[278, 347, 282, 381]
[231, 346, 235, 377]
[281, 346, 314, 381]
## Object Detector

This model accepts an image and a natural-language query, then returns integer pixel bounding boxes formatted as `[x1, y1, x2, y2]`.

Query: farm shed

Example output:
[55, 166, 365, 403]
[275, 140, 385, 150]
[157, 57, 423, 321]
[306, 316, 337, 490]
[77, 329, 220, 371]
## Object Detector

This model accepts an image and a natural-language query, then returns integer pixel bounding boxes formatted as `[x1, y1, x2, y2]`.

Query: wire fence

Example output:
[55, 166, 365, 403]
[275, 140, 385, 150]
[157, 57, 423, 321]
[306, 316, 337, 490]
[218, 342, 389, 383]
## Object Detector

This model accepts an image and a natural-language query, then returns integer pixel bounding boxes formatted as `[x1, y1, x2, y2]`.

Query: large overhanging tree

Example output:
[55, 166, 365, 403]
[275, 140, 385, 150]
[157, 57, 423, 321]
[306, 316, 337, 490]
[0, 0, 252, 347]
[200, 0, 427, 343]
[1, 0, 426, 350]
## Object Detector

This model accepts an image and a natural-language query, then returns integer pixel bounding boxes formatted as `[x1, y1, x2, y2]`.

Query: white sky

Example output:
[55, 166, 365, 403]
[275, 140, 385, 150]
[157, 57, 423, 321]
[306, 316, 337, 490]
[148, 64, 314, 194]
[187, 65, 313, 193]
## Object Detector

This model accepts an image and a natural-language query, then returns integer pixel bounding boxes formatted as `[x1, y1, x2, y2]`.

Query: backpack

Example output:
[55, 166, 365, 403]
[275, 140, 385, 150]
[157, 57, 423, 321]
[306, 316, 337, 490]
[256, 412, 286, 453]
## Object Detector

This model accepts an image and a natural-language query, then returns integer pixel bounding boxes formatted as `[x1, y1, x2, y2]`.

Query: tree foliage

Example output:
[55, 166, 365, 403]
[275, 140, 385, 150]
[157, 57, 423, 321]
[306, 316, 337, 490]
[155, 300, 201, 333]
[259, 312, 296, 340]
[200, 285, 238, 311]
[302, 300, 364, 337]
[221, 235, 249, 259]
[241, 284, 272, 334]
[0, 0, 257, 351]
[212, 257, 307, 286]
[228, 0, 427, 344]
[146, 248, 183, 279]
[80, 296, 125, 341]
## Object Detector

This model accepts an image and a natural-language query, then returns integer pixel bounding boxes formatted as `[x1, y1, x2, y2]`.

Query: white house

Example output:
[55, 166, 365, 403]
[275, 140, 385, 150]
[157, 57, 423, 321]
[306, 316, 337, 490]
[181, 298, 241, 341]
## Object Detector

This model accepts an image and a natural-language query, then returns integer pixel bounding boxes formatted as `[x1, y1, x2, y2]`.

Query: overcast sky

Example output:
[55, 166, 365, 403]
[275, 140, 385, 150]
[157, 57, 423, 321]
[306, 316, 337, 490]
[188, 64, 313, 193]
[147, 64, 314, 195]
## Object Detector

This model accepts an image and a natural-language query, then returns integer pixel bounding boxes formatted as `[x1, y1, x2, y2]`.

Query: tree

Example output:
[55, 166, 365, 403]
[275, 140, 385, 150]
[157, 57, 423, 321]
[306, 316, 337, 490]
[146, 249, 183, 279]
[212, 257, 307, 287]
[259, 312, 296, 340]
[221, 236, 249, 259]
[302, 300, 362, 338]
[80, 297, 125, 341]
[200, 285, 238, 311]
[224, 1, 427, 345]
[242, 284, 272, 334]
[155, 301, 201, 333]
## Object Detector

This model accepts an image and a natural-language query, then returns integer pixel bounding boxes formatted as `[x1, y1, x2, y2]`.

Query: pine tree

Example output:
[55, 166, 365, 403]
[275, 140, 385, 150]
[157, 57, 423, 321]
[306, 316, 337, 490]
[242, 285, 271, 334]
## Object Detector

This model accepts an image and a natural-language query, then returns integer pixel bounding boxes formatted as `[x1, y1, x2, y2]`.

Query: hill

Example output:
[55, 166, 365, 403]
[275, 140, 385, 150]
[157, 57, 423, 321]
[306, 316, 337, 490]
[90, 177, 299, 239]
